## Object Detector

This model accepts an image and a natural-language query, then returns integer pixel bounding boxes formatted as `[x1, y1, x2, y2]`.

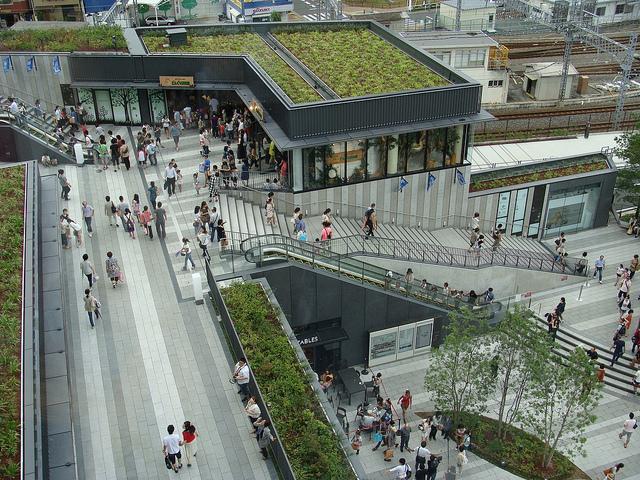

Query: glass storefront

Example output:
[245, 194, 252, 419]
[544, 183, 601, 237]
[301, 125, 468, 191]
[368, 319, 434, 367]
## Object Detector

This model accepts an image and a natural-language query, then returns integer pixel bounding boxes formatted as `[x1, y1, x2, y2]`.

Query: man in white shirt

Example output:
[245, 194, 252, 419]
[9, 98, 22, 126]
[233, 357, 250, 402]
[619, 412, 637, 448]
[414, 441, 431, 471]
[165, 162, 177, 197]
[162, 424, 183, 472]
[389, 458, 411, 479]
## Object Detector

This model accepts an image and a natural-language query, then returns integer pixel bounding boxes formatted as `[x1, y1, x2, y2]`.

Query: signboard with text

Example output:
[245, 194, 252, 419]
[159, 75, 194, 88]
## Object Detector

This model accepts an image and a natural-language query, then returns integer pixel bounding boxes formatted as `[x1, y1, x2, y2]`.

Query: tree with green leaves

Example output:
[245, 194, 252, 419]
[614, 123, 640, 216]
[520, 347, 602, 468]
[270, 11, 282, 21]
[181, 0, 198, 18]
[157, 0, 172, 14]
[138, 2, 150, 22]
[492, 306, 552, 440]
[424, 308, 494, 426]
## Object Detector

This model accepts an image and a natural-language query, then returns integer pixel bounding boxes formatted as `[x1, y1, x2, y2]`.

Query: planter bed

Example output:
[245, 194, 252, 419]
[0, 166, 24, 478]
[221, 282, 355, 480]
[273, 26, 448, 98]
[470, 160, 609, 193]
[0, 26, 126, 52]
[143, 33, 322, 104]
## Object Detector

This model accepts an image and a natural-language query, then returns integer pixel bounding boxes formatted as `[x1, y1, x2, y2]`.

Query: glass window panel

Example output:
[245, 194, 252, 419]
[427, 128, 445, 169]
[398, 327, 415, 354]
[511, 188, 528, 235]
[366, 137, 387, 180]
[386, 135, 400, 175]
[496, 191, 511, 226]
[110, 88, 139, 124]
[395, 134, 410, 175]
[302, 146, 326, 190]
[149, 89, 166, 123]
[406, 131, 426, 172]
[76, 88, 96, 123]
[415, 323, 433, 349]
[444, 126, 463, 167]
[325, 142, 345, 186]
[369, 330, 397, 362]
[345, 140, 366, 183]
[94, 90, 113, 122]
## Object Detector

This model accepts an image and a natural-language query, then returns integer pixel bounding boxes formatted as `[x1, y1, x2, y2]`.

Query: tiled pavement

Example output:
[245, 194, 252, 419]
[51, 124, 640, 479]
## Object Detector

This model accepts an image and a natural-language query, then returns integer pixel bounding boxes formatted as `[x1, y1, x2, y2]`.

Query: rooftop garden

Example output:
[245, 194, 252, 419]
[273, 26, 448, 97]
[0, 25, 126, 52]
[221, 282, 355, 480]
[0, 166, 24, 478]
[143, 32, 322, 104]
[470, 155, 609, 193]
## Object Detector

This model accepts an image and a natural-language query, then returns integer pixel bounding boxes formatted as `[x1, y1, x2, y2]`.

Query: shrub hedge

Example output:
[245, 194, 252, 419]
[221, 282, 355, 480]
[0, 166, 24, 478]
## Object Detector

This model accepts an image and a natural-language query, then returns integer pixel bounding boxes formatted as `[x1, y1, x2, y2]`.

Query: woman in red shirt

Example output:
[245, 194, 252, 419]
[182, 421, 198, 467]
[398, 390, 412, 423]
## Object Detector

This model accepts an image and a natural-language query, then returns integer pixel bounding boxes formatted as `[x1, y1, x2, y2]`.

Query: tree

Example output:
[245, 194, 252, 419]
[614, 123, 640, 216]
[520, 347, 602, 468]
[110, 88, 138, 124]
[270, 11, 282, 21]
[157, 0, 172, 14]
[492, 306, 551, 440]
[424, 308, 494, 426]
[181, 0, 198, 18]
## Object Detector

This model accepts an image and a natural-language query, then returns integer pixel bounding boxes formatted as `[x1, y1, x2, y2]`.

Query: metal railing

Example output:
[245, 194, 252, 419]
[237, 233, 505, 318]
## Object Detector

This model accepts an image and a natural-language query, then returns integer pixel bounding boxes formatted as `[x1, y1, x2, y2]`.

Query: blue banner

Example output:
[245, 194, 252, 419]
[52, 55, 61, 75]
[456, 169, 466, 185]
[26, 56, 35, 72]
[3, 56, 12, 73]
[83, 0, 116, 13]
[427, 173, 436, 191]
[399, 176, 409, 192]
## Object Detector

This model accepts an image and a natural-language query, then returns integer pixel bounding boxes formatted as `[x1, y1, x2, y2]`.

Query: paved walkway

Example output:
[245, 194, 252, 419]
[50, 125, 277, 480]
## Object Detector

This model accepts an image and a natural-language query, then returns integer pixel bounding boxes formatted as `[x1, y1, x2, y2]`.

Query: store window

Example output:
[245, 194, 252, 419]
[302, 146, 326, 189]
[110, 88, 141, 124]
[544, 183, 601, 237]
[366, 137, 387, 180]
[94, 90, 113, 122]
[386, 135, 401, 175]
[76, 88, 96, 122]
[325, 142, 345, 186]
[527, 185, 546, 238]
[511, 188, 528, 236]
[345, 140, 366, 183]
[406, 131, 426, 172]
[148, 89, 166, 122]
[427, 128, 446, 169]
[496, 191, 510, 228]
[444, 126, 463, 166]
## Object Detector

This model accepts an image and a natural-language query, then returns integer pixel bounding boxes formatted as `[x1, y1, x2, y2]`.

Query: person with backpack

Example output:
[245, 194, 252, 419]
[363, 203, 377, 237]
[618, 413, 637, 448]
[574, 251, 588, 275]
[602, 463, 624, 479]
[389, 458, 411, 479]
[321, 221, 333, 241]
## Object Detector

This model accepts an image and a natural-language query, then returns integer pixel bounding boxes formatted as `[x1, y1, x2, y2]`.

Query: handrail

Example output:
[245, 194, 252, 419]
[236, 233, 505, 317]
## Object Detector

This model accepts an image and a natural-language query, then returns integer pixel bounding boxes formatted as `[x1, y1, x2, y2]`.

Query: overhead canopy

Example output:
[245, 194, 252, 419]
[135, 0, 170, 8]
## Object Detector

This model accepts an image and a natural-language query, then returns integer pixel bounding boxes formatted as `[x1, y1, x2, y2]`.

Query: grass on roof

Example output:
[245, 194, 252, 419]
[0, 25, 126, 52]
[273, 27, 448, 97]
[143, 32, 322, 104]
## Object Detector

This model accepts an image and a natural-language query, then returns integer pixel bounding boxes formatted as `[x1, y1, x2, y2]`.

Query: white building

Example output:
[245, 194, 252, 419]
[512, 0, 639, 25]
[438, 0, 497, 32]
[522, 61, 578, 101]
[401, 30, 509, 105]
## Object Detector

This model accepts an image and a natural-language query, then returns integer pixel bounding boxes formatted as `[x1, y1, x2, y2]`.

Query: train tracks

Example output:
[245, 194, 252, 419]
[491, 102, 640, 120]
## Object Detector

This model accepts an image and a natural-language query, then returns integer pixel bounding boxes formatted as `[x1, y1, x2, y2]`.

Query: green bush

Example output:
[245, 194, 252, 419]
[0, 166, 24, 479]
[0, 26, 126, 52]
[222, 283, 355, 480]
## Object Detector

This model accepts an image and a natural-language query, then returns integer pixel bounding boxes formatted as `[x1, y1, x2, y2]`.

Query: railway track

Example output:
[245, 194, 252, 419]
[491, 102, 640, 120]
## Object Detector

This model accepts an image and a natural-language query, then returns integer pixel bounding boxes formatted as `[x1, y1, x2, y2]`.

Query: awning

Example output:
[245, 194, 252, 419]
[296, 327, 348, 347]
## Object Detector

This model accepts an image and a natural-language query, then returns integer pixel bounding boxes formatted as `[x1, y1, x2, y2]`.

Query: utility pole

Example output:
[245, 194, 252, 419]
[455, 0, 462, 30]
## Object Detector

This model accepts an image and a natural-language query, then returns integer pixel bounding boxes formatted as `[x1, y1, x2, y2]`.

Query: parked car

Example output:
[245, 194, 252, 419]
[144, 15, 176, 26]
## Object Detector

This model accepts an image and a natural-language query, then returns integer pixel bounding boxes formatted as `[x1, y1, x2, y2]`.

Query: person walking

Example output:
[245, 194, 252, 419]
[110, 138, 120, 170]
[619, 413, 637, 448]
[117, 196, 130, 229]
[123, 209, 136, 239]
[265, 197, 277, 226]
[197, 226, 210, 260]
[162, 425, 183, 473]
[140, 205, 153, 240]
[182, 421, 198, 467]
[491, 224, 503, 251]
[105, 251, 121, 288]
[633, 369, 640, 395]
[399, 422, 413, 453]
[471, 212, 480, 230]
[415, 441, 431, 472]
[155, 202, 167, 239]
[425, 454, 442, 480]
[165, 162, 177, 197]
[104, 196, 118, 227]
[232, 357, 250, 402]
[148, 181, 159, 210]
[398, 390, 412, 423]
[556, 297, 566, 321]
[363, 203, 377, 237]
[80, 254, 96, 287]
[350, 429, 363, 455]
[593, 255, 606, 284]
[178, 238, 195, 271]
[244, 396, 261, 432]
[611, 337, 625, 366]
[83, 288, 99, 329]
[255, 418, 275, 460]
[170, 122, 181, 151]
[389, 458, 411, 479]
[119, 139, 131, 170]
[81, 200, 94, 238]
[456, 445, 468, 477]
[97, 137, 109, 170]
[57, 169, 71, 200]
